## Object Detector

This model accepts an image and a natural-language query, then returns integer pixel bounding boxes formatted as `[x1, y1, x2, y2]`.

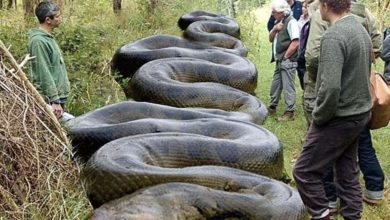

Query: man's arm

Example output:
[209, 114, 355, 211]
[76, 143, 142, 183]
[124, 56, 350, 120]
[312, 37, 344, 126]
[284, 19, 300, 59]
[305, 9, 328, 80]
[284, 39, 299, 59]
[365, 8, 382, 58]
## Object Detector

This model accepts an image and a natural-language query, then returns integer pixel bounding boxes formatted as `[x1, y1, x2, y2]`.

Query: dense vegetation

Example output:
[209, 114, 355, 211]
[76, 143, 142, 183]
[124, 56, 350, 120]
[0, 0, 389, 219]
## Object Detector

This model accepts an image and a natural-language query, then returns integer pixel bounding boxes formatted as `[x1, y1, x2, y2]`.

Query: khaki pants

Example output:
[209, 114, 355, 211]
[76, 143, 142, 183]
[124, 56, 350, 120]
[269, 59, 297, 112]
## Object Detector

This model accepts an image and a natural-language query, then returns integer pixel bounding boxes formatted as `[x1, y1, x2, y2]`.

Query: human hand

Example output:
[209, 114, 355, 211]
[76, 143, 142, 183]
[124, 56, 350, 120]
[274, 22, 284, 32]
[51, 103, 64, 118]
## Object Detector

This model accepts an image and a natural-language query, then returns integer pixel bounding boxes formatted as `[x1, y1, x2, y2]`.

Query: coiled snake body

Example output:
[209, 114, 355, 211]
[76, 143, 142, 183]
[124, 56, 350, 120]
[69, 11, 307, 220]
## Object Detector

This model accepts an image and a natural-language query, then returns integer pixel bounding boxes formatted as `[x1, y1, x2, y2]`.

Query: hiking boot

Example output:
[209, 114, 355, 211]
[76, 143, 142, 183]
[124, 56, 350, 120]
[278, 111, 294, 122]
[267, 106, 276, 116]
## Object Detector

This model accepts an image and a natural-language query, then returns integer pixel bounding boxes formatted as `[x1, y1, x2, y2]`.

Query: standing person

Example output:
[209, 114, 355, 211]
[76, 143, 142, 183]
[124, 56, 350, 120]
[303, 0, 384, 214]
[28, 1, 70, 118]
[267, 0, 300, 122]
[267, 0, 303, 31]
[292, 0, 373, 219]
[296, 0, 312, 90]
[382, 32, 390, 83]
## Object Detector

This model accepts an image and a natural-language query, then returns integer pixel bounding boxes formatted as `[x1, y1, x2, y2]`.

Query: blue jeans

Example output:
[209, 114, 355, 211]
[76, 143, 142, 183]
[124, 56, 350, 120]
[323, 127, 384, 201]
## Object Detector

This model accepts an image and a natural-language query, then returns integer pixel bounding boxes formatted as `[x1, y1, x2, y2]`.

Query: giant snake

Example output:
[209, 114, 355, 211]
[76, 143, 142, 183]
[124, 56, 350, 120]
[68, 11, 307, 219]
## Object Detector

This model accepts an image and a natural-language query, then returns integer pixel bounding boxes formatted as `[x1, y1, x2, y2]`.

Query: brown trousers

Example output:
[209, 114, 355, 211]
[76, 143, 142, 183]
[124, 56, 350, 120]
[293, 114, 370, 220]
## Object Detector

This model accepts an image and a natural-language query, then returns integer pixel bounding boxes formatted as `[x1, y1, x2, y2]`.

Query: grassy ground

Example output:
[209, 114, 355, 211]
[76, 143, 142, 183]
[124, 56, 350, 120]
[239, 4, 390, 220]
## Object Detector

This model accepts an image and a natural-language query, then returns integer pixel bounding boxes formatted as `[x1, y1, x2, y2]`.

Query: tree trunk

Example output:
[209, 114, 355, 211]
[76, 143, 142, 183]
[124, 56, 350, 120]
[113, 0, 121, 14]
[23, 0, 35, 16]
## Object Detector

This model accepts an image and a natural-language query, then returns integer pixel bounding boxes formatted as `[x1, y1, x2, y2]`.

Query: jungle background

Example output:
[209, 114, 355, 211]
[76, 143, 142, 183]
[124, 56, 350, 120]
[0, 0, 389, 219]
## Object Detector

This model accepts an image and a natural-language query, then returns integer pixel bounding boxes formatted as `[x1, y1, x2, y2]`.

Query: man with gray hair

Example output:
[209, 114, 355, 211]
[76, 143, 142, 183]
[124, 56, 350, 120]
[28, 1, 70, 119]
[267, 0, 300, 121]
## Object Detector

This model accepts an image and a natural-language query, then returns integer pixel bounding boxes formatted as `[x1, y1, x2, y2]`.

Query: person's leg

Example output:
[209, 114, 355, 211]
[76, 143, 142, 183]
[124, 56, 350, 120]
[293, 116, 368, 219]
[334, 138, 361, 220]
[297, 59, 305, 90]
[280, 60, 297, 113]
[293, 123, 333, 219]
[358, 127, 384, 203]
[269, 63, 282, 109]
[332, 116, 370, 220]
[322, 165, 338, 213]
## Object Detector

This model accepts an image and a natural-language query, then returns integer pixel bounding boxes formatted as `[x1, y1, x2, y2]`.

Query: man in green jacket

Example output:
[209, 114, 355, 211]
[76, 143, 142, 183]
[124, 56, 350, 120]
[28, 1, 70, 118]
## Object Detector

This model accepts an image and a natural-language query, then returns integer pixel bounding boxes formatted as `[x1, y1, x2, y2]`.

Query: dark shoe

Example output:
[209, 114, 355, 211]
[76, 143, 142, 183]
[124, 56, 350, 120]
[278, 111, 294, 122]
[267, 106, 276, 115]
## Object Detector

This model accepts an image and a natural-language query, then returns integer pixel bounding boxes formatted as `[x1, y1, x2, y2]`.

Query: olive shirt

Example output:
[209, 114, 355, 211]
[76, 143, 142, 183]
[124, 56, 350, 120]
[27, 28, 70, 103]
[313, 15, 372, 126]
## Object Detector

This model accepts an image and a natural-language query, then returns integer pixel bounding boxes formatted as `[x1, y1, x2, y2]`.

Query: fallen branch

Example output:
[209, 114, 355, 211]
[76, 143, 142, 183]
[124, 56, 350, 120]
[0, 40, 69, 146]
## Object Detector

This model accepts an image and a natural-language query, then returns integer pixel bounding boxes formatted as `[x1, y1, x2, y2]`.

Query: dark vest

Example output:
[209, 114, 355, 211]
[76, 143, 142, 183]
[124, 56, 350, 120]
[273, 15, 298, 62]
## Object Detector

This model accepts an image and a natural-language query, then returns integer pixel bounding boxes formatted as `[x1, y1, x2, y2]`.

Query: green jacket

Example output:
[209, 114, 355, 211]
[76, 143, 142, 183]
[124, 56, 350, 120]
[28, 28, 70, 103]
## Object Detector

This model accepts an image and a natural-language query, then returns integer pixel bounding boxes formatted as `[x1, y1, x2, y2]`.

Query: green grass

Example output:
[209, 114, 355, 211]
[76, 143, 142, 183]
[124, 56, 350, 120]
[237, 4, 390, 220]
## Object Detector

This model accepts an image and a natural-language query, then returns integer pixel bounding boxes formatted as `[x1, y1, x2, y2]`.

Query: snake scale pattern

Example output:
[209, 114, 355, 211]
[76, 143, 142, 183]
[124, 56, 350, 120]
[67, 11, 307, 220]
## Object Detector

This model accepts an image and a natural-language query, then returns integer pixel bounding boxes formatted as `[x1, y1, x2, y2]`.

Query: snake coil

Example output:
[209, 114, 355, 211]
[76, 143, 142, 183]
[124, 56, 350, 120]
[68, 11, 307, 220]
